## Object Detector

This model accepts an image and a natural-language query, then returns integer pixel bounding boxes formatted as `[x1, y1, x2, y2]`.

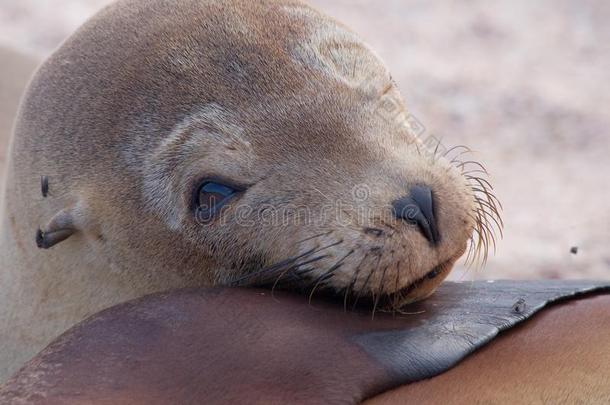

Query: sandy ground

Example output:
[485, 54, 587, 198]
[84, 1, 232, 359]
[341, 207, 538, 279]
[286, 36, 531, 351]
[0, 0, 608, 280]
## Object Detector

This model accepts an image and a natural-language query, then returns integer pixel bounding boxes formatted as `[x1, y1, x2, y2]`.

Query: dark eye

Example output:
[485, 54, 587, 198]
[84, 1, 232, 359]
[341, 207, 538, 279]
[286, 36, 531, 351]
[194, 181, 239, 221]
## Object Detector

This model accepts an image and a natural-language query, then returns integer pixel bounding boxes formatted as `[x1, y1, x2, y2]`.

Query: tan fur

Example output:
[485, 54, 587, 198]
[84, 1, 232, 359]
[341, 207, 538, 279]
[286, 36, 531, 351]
[0, 0, 479, 380]
[366, 295, 610, 404]
[0, 47, 38, 186]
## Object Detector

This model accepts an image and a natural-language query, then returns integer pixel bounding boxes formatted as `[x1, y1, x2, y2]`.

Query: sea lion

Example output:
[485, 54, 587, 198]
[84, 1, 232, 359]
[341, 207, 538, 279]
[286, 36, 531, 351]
[1, 282, 608, 404]
[0, 0, 500, 379]
[367, 294, 610, 404]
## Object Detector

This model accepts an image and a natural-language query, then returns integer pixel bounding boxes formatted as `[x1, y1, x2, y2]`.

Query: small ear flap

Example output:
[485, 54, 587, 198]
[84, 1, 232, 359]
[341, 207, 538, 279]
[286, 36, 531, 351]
[36, 208, 78, 249]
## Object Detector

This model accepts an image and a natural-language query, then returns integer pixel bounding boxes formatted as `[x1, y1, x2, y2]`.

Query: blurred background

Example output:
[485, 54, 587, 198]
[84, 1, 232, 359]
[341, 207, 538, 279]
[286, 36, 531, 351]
[0, 0, 608, 280]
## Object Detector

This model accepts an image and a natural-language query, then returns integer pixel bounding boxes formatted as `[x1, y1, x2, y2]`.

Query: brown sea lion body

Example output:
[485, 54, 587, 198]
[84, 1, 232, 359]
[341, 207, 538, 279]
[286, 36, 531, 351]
[368, 294, 610, 404]
[0, 0, 499, 380]
[1, 283, 608, 404]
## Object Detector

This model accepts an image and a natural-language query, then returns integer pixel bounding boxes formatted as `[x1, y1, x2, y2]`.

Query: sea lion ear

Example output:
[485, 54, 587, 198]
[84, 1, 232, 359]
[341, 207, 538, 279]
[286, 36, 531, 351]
[36, 208, 78, 250]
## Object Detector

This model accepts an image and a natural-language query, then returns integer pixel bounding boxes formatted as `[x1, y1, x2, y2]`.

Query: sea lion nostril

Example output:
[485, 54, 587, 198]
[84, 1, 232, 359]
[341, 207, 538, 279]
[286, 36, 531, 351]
[392, 185, 441, 245]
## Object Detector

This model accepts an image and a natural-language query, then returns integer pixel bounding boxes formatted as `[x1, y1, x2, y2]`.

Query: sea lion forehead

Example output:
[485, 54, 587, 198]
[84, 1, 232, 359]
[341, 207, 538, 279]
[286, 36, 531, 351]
[281, 3, 391, 93]
[147, 0, 391, 94]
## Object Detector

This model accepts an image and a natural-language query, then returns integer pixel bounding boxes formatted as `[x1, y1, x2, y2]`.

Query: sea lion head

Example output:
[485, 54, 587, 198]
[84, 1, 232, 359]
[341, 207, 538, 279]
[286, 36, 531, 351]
[13, 0, 501, 309]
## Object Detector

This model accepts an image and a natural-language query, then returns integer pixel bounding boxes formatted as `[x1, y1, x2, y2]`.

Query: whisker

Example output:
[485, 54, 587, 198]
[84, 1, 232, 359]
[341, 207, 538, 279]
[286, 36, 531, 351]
[344, 253, 369, 312]
[371, 264, 389, 319]
[443, 144, 472, 159]
[449, 150, 474, 166]
[471, 185, 504, 213]
[432, 138, 443, 162]
[468, 176, 504, 210]
[271, 254, 330, 297]
[391, 259, 403, 313]
[462, 169, 488, 176]
[456, 160, 489, 175]
[231, 240, 343, 286]
[352, 251, 383, 311]
[477, 212, 497, 254]
[474, 198, 504, 236]
[468, 212, 489, 266]
[292, 255, 332, 276]
[293, 267, 315, 280]
[230, 251, 314, 286]
[308, 250, 355, 304]
[467, 175, 495, 192]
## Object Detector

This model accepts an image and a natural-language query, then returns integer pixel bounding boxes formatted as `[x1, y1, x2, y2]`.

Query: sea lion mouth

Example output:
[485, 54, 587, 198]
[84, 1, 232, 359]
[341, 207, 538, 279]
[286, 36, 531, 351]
[397, 262, 447, 297]
[238, 252, 455, 312]
[375, 258, 455, 310]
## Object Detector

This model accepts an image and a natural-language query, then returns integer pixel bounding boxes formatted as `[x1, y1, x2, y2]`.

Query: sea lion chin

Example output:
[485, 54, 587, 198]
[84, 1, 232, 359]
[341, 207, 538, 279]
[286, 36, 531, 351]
[0, 0, 501, 380]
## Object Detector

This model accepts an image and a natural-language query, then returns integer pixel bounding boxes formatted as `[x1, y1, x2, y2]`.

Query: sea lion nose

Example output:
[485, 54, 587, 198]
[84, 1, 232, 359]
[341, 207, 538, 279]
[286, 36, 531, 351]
[392, 185, 440, 245]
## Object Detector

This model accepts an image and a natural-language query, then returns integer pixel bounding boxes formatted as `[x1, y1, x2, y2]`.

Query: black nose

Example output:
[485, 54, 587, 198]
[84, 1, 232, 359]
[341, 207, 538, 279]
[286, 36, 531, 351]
[392, 185, 440, 245]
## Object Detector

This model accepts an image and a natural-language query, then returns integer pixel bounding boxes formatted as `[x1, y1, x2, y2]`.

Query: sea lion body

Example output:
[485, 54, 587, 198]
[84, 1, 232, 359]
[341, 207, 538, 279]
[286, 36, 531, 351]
[368, 294, 610, 404]
[0, 0, 496, 379]
[1, 283, 609, 404]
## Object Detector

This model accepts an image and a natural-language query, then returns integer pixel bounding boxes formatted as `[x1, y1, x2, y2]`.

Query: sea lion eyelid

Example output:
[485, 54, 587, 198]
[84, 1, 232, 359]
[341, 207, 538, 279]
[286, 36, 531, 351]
[200, 182, 236, 198]
[191, 179, 246, 217]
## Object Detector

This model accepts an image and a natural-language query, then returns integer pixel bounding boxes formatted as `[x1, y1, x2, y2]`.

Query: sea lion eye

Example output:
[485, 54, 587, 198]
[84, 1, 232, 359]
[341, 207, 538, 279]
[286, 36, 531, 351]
[195, 181, 238, 219]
